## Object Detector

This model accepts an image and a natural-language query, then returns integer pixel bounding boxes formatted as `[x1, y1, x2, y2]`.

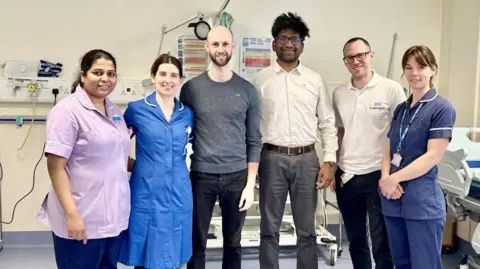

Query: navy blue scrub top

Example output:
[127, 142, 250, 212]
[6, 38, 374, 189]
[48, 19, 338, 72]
[381, 88, 456, 220]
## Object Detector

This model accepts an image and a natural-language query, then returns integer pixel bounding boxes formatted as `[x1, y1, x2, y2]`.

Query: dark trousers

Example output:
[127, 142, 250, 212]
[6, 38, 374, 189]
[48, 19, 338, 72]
[384, 216, 444, 269]
[187, 169, 247, 269]
[335, 169, 394, 269]
[52, 232, 122, 269]
[258, 149, 320, 269]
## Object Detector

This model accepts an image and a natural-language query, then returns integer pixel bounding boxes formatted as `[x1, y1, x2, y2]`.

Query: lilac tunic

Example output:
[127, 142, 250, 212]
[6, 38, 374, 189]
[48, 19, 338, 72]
[37, 86, 131, 240]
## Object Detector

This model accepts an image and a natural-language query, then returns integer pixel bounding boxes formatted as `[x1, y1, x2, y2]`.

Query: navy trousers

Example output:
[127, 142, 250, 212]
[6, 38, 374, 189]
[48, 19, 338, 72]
[384, 216, 444, 269]
[52, 232, 122, 269]
[335, 169, 393, 269]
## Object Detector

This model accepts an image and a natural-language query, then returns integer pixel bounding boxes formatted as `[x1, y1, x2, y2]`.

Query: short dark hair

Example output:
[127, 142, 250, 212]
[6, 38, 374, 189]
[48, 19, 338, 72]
[271, 12, 310, 40]
[71, 49, 117, 93]
[343, 37, 371, 53]
[150, 53, 183, 78]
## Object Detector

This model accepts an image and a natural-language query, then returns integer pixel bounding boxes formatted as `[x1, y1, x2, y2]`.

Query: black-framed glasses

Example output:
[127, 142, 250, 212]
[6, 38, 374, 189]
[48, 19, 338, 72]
[275, 36, 303, 45]
[343, 51, 371, 64]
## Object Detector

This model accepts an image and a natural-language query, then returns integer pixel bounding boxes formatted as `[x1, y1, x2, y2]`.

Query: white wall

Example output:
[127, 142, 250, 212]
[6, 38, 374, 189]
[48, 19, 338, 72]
[439, 0, 480, 242]
[0, 0, 444, 232]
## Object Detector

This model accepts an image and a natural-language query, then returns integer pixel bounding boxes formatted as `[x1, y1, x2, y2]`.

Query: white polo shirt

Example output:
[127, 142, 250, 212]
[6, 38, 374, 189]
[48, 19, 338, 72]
[332, 71, 406, 175]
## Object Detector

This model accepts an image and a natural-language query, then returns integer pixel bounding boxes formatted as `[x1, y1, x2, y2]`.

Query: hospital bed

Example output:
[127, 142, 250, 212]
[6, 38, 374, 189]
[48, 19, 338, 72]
[206, 182, 342, 266]
[438, 127, 480, 267]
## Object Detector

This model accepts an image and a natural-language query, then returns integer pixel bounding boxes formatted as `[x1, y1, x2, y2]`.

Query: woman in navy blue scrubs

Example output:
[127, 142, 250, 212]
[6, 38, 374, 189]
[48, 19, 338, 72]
[378, 45, 456, 269]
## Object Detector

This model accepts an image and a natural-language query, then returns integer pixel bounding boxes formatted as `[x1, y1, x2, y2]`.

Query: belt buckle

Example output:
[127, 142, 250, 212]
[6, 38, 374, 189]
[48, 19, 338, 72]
[287, 147, 302, 155]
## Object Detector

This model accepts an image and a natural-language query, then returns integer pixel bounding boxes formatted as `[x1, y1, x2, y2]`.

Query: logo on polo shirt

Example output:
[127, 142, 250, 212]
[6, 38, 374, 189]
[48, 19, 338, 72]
[369, 101, 388, 110]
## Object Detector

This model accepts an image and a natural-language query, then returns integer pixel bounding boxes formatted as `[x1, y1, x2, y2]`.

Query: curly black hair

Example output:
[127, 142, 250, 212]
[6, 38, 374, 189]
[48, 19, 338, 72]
[271, 12, 310, 40]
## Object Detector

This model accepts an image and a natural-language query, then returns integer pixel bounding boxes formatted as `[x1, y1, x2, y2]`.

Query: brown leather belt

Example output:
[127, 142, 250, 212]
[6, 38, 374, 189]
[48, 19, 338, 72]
[263, 143, 315, 156]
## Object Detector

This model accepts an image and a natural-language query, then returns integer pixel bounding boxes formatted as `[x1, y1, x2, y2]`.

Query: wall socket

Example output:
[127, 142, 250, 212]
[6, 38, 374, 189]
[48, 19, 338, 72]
[110, 80, 145, 104]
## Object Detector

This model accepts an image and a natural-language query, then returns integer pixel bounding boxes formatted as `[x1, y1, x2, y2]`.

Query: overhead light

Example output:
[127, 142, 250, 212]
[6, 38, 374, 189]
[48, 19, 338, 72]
[188, 18, 212, 40]
[152, 0, 232, 57]
[142, 0, 232, 91]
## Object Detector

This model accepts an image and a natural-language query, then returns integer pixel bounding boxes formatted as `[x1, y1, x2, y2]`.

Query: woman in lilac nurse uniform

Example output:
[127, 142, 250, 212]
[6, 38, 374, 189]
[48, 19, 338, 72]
[37, 49, 131, 269]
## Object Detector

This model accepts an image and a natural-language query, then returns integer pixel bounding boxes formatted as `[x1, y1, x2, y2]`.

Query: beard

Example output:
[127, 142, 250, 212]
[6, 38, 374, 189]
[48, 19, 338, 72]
[209, 52, 232, 67]
[276, 48, 298, 63]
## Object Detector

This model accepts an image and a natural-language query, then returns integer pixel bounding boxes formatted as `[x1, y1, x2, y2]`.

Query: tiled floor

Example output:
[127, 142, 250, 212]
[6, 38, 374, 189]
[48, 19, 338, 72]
[0, 244, 468, 268]
[0, 245, 352, 268]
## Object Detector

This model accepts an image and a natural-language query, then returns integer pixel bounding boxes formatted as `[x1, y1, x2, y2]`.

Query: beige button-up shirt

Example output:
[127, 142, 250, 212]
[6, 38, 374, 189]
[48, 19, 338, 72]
[251, 61, 338, 163]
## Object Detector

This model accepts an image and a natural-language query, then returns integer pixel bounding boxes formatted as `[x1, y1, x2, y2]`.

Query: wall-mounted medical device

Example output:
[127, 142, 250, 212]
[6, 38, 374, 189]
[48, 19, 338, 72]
[4, 60, 63, 78]
[3, 61, 39, 78]
[0, 77, 145, 105]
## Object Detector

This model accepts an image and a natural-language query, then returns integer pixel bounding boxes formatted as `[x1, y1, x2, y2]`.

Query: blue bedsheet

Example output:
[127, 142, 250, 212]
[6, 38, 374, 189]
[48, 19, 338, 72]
[471, 182, 480, 199]
[467, 161, 480, 199]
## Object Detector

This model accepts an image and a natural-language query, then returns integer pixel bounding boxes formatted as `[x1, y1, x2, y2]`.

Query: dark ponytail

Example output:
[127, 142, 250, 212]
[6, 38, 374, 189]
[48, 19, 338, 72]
[71, 73, 81, 93]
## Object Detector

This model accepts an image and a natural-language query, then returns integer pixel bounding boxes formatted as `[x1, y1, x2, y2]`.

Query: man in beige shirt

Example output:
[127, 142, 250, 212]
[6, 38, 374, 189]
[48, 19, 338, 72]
[251, 12, 337, 269]
[331, 37, 406, 269]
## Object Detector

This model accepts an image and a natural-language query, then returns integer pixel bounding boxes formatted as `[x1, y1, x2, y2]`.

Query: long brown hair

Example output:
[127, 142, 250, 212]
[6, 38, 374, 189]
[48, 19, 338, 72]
[401, 45, 438, 89]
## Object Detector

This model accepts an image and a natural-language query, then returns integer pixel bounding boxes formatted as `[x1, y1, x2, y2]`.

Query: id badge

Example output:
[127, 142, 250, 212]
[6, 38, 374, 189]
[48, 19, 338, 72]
[185, 142, 194, 155]
[391, 153, 402, 167]
[340, 172, 354, 184]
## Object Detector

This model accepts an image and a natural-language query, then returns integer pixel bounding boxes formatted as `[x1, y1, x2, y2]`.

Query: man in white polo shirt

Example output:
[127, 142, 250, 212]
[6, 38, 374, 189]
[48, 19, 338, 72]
[331, 37, 406, 269]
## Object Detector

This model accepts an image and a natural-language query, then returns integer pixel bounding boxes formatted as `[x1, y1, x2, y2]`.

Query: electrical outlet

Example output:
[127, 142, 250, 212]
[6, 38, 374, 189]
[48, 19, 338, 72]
[59, 86, 70, 95]
[110, 80, 144, 105]
[120, 87, 137, 96]
[34, 78, 70, 103]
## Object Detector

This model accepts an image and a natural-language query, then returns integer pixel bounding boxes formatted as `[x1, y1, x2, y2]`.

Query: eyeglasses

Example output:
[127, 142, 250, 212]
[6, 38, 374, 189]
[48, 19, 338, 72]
[343, 51, 371, 64]
[275, 36, 303, 45]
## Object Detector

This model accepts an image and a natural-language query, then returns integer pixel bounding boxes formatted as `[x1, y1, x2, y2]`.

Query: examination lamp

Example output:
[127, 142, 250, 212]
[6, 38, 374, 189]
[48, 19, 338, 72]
[155, 12, 211, 57]
[142, 0, 231, 90]
[188, 19, 212, 41]
[141, 12, 211, 90]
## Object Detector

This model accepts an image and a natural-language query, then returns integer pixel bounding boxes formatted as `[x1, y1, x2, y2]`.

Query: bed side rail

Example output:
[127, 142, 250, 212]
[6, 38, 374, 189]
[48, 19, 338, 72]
[439, 128, 480, 197]
[439, 148, 473, 198]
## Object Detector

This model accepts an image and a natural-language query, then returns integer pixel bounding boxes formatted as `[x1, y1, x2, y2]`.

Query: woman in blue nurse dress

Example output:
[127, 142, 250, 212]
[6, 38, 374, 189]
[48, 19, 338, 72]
[118, 53, 194, 269]
[378, 45, 456, 269]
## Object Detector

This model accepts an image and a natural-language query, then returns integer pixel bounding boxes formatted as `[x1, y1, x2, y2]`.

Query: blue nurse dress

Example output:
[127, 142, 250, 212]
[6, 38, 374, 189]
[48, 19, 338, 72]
[118, 92, 194, 269]
[380, 88, 456, 269]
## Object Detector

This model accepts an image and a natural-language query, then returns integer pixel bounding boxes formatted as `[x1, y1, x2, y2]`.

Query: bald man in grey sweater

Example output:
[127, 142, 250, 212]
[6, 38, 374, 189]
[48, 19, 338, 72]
[180, 26, 262, 269]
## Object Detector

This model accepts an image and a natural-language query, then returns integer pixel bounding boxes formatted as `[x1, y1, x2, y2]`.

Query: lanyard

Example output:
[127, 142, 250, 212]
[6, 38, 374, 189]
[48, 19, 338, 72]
[396, 103, 424, 153]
